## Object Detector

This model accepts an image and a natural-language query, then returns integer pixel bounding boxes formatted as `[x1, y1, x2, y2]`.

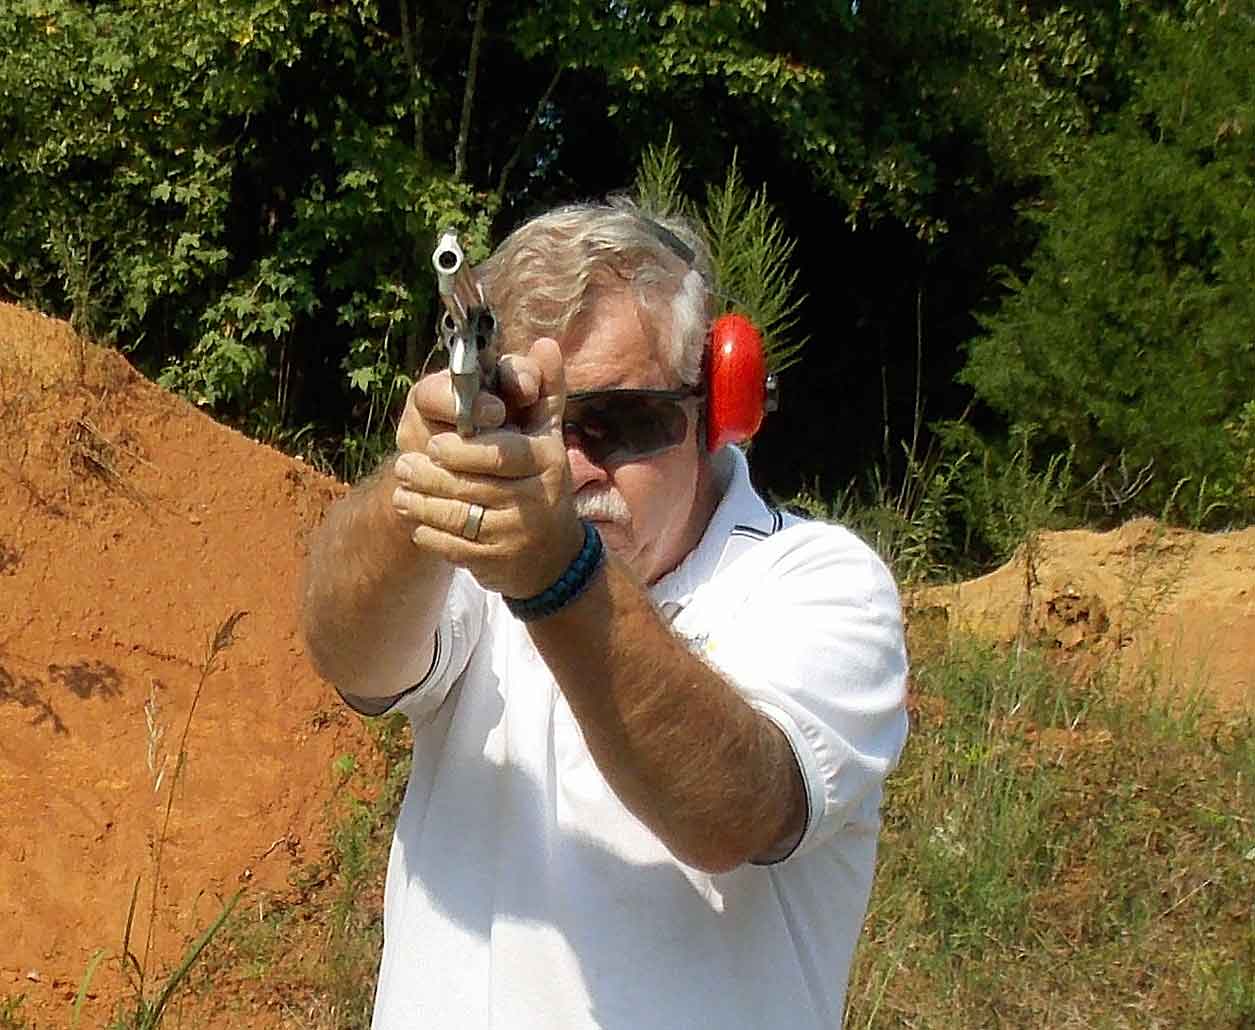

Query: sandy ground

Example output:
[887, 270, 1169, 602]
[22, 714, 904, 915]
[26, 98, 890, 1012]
[1, 301, 1250, 1025]
[911, 519, 1255, 713]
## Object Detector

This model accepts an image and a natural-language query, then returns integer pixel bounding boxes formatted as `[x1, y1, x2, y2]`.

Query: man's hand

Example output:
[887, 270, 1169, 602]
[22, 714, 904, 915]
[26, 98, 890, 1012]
[392, 337, 586, 599]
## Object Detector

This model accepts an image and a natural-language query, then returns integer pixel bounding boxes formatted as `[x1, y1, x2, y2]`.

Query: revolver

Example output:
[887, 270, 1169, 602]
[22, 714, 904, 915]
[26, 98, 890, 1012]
[432, 230, 500, 437]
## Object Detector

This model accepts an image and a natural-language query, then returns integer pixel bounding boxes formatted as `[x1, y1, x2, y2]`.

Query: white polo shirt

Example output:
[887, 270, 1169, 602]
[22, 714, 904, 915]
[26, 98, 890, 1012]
[363, 446, 909, 1029]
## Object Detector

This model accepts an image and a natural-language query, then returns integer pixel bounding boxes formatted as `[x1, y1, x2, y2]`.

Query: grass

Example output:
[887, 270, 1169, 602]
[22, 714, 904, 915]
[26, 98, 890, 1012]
[820, 424, 1253, 1025]
[0, 996, 35, 1030]
[188, 711, 414, 1028]
[846, 632, 1255, 1029]
[319, 715, 413, 1027]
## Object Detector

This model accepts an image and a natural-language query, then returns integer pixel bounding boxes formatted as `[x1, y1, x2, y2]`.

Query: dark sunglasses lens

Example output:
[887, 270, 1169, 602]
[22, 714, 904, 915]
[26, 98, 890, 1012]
[564, 394, 689, 464]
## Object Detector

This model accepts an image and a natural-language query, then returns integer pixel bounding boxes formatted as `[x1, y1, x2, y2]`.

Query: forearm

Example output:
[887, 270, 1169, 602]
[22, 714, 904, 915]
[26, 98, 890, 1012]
[301, 461, 454, 697]
[527, 554, 806, 873]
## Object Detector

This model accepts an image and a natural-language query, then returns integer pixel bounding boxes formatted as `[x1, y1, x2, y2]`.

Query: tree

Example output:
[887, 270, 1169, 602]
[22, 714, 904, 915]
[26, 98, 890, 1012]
[961, 0, 1255, 522]
[0, 0, 1178, 497]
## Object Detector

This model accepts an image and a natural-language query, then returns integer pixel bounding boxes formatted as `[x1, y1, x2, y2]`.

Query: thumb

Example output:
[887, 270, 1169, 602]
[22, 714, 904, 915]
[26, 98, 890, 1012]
[521, 336, 566, 435]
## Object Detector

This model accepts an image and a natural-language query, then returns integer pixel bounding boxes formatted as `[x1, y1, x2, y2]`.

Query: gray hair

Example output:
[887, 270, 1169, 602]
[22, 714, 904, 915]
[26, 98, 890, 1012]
[477, 200, 715, 387]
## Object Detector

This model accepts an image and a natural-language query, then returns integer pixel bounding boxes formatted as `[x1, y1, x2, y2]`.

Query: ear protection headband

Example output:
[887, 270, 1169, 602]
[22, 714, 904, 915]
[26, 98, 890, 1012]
[641, 219, 776, 452]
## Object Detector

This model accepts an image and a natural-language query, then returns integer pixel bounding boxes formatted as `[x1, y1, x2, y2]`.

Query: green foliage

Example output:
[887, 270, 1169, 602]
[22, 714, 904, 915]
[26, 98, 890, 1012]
[702, 158, 807, 374]
[962, 1, 1255, 526]
[109, 893, 242, 1030]
[950, 1, 1115, 178]
[940, 422, 1076, 566]
[1, 0, 1245, 524]
[555, 0, 1130, 241]
[159, 255, 316, 411]
[0, 995, 34, 1030]
[632, 136, 806, 373]
[910, 650, 1066, 950]
[630, 131, 691, 224]
[513, 1, 854, 202]
[1227, 401, 1255, 506]
[797, 420, 1077, 584]
[0, 0, 492, 468]
[3, 0, 853, 473]
[185, 711, 412, 1027]
[72, 949, 107, 1029]
[0, 0, 245, 334]
[792, 447, 969, 586]
[320, 713, 413, 1026]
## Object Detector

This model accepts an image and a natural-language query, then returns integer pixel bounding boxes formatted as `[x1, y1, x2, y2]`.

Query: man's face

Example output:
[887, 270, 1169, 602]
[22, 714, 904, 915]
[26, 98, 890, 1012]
[559, 289, 714, 586]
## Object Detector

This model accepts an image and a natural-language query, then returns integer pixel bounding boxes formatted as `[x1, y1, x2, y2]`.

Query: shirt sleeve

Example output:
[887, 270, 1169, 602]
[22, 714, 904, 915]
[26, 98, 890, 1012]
[700, 522, 909, 860]
[338, 568, 488, 726]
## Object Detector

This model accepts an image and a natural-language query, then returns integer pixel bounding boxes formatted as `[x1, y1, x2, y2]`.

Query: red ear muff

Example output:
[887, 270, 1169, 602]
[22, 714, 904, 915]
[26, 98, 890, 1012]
[705, 313, 767, 452]
[634, 216, 772, 451]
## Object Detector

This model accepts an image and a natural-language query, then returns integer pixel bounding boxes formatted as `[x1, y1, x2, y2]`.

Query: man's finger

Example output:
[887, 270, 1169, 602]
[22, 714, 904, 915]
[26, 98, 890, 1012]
[393, 453, 540, 507]
[427, 428, 562, 479]
[410, 371, 454, 424]
[393, 489, 491, 542]
[496, 353, 541, 412]
[519, 337, 566, 436]
[411, 370, 506, 430]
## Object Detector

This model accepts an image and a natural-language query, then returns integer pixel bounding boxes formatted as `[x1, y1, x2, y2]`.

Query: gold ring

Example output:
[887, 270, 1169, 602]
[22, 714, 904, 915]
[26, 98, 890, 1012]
[461, 502, 485, 542]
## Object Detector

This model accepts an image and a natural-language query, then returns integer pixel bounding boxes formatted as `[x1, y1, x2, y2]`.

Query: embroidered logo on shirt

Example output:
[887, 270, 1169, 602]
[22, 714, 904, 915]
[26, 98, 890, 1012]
[659, 600, 712, 655]
[679, 631, 711, 655]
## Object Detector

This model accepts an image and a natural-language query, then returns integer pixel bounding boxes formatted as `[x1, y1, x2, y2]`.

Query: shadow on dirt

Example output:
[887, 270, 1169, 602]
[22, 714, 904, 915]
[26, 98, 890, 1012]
[0, 659, 122, 733]
[0, 537, 19, 574]
[48, 659, 122, 700]
[0, 663, 67, 734]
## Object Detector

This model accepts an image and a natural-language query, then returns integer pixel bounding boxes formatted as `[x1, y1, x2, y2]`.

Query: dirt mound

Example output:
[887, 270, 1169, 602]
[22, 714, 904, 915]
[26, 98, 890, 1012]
[0, 303, 373, 1022]
[912, 519, 1255, 712]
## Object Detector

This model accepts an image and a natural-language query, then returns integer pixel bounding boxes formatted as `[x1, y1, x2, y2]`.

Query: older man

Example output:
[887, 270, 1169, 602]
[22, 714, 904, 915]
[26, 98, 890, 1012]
[301, 201, 909, 1029]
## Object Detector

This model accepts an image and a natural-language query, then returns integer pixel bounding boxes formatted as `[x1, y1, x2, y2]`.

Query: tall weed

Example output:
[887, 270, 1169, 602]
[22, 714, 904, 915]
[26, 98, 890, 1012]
[940, 421, 1075, 567]
[104, 612, 248, 1030]
[789, 437, 971, 587]
[0, 996, 34, 1030]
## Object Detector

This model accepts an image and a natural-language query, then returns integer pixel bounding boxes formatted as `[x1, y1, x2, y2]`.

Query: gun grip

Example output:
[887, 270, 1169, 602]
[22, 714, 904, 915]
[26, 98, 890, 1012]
[449, 337, 480, 437]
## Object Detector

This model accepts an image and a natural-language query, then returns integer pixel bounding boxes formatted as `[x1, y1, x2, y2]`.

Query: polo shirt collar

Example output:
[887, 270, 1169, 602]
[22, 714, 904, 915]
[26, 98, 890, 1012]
[649, 445, 777, 607]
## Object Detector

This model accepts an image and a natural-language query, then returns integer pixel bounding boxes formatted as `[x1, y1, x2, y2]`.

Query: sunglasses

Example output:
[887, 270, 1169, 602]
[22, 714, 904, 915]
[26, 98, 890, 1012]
[563, 388, 703, 466]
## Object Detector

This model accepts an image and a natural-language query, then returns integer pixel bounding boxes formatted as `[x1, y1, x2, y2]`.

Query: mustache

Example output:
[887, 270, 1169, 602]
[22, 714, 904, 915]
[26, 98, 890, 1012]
[573, 487, 631, 524]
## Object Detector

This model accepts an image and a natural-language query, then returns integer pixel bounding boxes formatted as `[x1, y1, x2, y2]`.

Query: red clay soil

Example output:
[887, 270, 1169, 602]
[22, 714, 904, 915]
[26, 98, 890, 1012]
[0, 302, 373, 1026]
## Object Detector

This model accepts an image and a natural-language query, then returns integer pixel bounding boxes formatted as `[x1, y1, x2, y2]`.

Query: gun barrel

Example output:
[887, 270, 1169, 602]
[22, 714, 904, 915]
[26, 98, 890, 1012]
[432, 230, 499, 436]
[433, 231, 484, 335]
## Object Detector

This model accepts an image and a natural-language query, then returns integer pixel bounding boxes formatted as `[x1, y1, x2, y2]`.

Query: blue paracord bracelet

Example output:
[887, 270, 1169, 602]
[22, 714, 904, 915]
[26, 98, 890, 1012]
[504, 521, 605, 622]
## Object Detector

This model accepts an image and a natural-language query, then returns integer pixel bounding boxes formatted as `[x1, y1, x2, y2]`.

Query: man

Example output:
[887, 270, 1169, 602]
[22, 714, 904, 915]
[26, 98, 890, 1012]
[301, 201, 909, 1029]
